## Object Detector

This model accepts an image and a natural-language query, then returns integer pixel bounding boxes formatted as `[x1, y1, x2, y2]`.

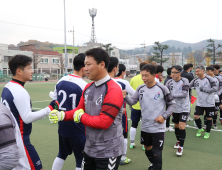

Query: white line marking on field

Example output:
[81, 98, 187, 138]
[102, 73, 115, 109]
[32, 100, 51, 103]
[32, 108, 42, 109]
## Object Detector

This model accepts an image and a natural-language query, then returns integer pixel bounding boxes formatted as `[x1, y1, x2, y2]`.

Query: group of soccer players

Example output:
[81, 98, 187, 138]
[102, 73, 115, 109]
[1, 48, 222, 170]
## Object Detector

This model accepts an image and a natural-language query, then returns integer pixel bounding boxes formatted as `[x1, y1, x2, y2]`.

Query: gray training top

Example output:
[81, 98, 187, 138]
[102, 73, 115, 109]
[189, 75, 217, 107]
[125, 82, 176, 133]
[165, 77, 190, 113]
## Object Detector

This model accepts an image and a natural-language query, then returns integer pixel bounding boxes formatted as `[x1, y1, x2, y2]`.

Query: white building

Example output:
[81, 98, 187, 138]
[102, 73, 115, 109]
[161, 52, 186, 69]
[0, 44, 33, 74]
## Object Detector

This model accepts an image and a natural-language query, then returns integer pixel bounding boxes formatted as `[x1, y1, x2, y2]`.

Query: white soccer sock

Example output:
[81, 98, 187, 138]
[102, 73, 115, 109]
[130, 127, 136, 143]
[76, 168, 81, 170]
[121, 138, 128, 161]
[52, 157, 64, 170]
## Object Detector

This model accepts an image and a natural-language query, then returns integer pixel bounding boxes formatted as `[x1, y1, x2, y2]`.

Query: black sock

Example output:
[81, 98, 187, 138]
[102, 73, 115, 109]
[195, 118, 202, 129]
[179, 129, 186, 147]
[175, 128, 179, 141]
[166, 116, 170, 128]
[206, 119, 212, 133]
[204, 115, 207, 126]
[220, 109, 222, 119]
[213, 114, 217, 125]
[145, 150, 153, 163]
[153, 150, 162, 170]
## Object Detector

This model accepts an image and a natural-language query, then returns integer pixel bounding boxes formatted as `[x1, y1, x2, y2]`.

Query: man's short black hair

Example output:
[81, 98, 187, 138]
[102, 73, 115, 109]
[156, 65, 164, 73]
[140, 62, 148, 71]
[167, 67, 172, 76]
[141, 64, 156, 75]
[85, 48, 110, 69]
[213, 64, 220, 70]
[8, 55, 32, 76]
[188, 63, 193, 68]
[219, 70, 222, 73]
[108, 57, 119, 73]
[171, 65, 182, 72]
[183, 64, 190, 71]
[73, 53, 86, 71]
[116, 64, 126, 77]
[206, 66, 215, 71]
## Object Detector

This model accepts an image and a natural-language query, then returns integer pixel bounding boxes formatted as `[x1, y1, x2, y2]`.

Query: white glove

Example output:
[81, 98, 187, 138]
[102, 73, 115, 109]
[49, 110, 65, 124]
[214, 94, 219, 103]
[49, 91, 57, 100]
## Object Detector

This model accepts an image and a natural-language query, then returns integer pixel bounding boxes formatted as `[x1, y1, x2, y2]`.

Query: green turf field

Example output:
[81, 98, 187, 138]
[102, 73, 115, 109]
[0, 80, 222, 170]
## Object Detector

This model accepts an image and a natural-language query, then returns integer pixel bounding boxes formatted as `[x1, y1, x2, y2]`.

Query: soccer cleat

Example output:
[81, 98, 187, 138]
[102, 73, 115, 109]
[204, 132, 210, 139]
[174, 141, 180, 149]
[166, 126, 175, 132]
[142, 145, 145, 151]
[187, 116, 193, 121]
[148, 163, 153, 170]
[203, 125, 206, 130]
[213, 124, 218, 130]
[196, 128, 204, 137]
[176, 147, 183, 156]
[120, 157, 131, 165]
[130, 143, 136, 149]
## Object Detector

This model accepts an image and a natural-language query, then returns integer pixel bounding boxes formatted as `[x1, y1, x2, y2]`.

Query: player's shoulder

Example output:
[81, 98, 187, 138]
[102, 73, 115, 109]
[191, 77, 199, 82]
[58, 74, 87, 88]
[137, 84, 146, 91]
[107, 79, 122, 91]
[205, 75, 214, 81]
[166, 79, 174, 84]
[0, 103, 12, 124]
[181, 77, 189, 83]
[156, 82, 169, 93]
[5, 81, 28, 95]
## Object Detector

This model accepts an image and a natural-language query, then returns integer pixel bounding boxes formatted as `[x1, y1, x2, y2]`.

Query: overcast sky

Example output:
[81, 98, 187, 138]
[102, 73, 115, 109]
[0, 0, 221, 49]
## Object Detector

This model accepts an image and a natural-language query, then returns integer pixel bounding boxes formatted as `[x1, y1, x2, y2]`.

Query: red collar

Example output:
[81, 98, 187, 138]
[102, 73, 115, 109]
[69, 74, 81, 78]
[10, 80, 24, 88]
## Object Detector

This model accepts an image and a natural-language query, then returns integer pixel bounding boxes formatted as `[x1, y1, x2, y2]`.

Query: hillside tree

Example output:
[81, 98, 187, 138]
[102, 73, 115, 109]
[151, 41, 169, 66]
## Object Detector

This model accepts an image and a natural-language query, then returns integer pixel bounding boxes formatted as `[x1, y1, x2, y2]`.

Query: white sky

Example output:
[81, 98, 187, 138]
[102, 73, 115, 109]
[0, 0, 221, 49]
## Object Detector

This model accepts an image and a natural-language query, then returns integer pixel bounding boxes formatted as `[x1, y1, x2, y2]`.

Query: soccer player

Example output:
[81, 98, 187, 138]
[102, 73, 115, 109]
[156, 65, 164, 82]
[1, 55, 58, 170]
[205, 66, 222, 129]
[123, 64, 176, 170]
[51, 53, 87, 170]
[110, 61, 135, 165]
[165, 65, 190, 156]
[164, 67, 174, 132]
[49, 48, 124, 170]
[190, 65, 217, 139]
[129, 62, 158, 151]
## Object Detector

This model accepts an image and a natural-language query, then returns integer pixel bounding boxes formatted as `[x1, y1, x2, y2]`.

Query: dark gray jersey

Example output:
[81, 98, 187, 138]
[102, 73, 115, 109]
[165, 77, 190, 113]
[125, 83, 176, 133]
[190, 75, 217, 107]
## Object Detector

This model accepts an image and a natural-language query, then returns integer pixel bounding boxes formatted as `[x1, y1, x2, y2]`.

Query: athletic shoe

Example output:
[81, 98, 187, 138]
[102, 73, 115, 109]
[203, 125, 206, 130]
[204, 132, 210, 139]
[174, 141, 180, 149]
[213, 124, 218, 130]
[130, 143, 136, 149]
[167, 126, 175, 132]
[148, 163, 153, 170]
[187, 116, 193, 121]
[142, 145, 145, 151]
[120, 157, 131, 165]
[220, 118, 222, 124]
[185, 124, 189, 127]
[176, 147, 183, 156]
[196, 128, 204, 137]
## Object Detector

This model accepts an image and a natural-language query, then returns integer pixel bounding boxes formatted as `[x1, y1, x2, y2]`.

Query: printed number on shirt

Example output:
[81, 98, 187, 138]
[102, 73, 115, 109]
[1, 98, 11, 111]
[140, 94, 143, 100]
[58, 90, 76, 111]
[159, 140, 163, 147]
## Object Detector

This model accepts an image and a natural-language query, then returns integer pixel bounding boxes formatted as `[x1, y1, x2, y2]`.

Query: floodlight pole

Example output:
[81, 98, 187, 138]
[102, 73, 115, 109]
[64, 0, 68, 75]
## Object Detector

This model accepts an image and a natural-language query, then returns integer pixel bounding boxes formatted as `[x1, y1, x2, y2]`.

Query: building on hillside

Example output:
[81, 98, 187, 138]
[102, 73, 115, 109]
[110, 46, 120, 59]
[0, 44, 33, 74]
[161, 52, 185, 69]
[53, 46, 78, 54]
[129, 54, 148, 70]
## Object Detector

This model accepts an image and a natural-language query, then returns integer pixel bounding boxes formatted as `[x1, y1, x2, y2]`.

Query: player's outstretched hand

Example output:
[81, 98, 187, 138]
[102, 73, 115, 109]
[155, 116, 165, 124]
[74, 109, 84, 123]
[49, 100, 59, 110]
[122, 90, 126, 98]
[49, 110, 65, 124]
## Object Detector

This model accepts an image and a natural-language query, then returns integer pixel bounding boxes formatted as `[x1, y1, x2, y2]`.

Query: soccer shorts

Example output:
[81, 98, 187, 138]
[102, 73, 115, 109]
[215, 103, 220, 112]
[131, 108, 141, 123]
[140, 131, 165, 151]
[220, 94, 222, 104]
[23, 137, 42, 170]
[194, 106, 215, 117]
[122, 110, 128, 134]
[82, 152, 121, 170]
[58, 134, 86, 167]
[172, 112, 188, 123]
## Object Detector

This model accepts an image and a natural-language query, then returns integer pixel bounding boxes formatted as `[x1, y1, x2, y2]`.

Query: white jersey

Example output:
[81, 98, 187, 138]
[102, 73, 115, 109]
[155, 77, 160, 83]
[114, 78, 135, 96]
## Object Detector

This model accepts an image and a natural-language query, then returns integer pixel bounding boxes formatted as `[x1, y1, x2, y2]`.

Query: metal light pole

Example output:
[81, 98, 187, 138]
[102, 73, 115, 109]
[68, 26, 75, 59]
[64, 0, 68, 75]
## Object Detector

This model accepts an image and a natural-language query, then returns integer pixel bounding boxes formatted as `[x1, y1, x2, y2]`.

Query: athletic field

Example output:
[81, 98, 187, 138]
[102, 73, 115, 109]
[0, 80, 222, 170]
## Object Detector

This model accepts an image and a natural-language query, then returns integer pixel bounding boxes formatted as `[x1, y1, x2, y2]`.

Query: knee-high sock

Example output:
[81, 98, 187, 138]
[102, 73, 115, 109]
[175, 128, 179, 141]
[145, 150, 153, 163]
[121, 138, 128, 161]
[52, 157, 64, 170]
[166, 115, 170, 128]
[130, 127, 136, 143]
[206, 119, 212, 133]
[195, 118, 202, 129]
[213, 114, 217, 124]
[179, 129, 186, 147]
[153, 150, 162, 170]
[204, 115, 207, 126]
